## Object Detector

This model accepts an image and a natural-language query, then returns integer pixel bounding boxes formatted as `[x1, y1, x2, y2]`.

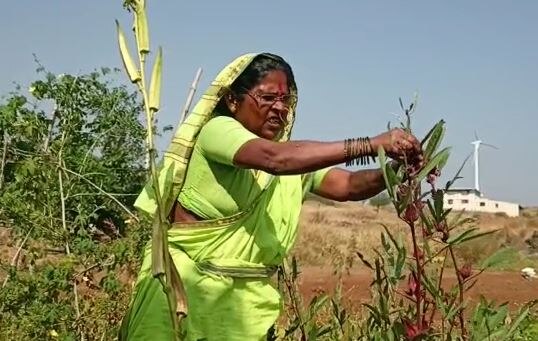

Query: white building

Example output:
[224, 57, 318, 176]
[443, 189, 520, 217]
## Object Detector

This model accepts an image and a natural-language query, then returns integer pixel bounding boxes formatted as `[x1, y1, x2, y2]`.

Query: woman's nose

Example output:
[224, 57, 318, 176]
[272, 101, 289, 121]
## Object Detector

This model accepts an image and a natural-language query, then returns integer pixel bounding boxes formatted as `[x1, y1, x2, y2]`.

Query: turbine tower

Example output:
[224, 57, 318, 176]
[471, 132, 498, 195]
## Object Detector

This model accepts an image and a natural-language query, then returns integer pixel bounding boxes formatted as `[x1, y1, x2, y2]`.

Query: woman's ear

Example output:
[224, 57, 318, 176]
[224, 94, 238, 114]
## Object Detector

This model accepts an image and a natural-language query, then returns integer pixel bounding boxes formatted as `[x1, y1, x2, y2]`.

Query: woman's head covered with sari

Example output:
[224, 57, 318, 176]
[215, 52, 297, 141]
[134, 52, 298, 217]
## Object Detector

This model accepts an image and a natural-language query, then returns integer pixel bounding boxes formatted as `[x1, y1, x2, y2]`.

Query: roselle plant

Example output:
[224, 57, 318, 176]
[357, 99, 534, 340]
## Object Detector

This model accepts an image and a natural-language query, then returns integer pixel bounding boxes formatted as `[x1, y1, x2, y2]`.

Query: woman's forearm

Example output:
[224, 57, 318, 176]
[347, 168, 386, 201]
[234, 139, 366, 175]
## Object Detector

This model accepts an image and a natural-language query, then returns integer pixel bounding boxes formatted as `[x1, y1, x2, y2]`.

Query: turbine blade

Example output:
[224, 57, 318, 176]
[474, 130, 479, 140]
[482, 143, 499, 149]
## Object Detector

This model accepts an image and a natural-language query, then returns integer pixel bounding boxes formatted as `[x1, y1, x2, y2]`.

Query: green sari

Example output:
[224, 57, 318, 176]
[120, 53, 327, 340]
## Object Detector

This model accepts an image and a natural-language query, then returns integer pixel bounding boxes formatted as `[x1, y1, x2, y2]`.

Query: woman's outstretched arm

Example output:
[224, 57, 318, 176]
[233, 128, 421, 176]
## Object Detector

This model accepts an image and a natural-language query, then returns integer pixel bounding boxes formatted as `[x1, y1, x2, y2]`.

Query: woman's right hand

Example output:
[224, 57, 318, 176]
[371, 128, 423, 163]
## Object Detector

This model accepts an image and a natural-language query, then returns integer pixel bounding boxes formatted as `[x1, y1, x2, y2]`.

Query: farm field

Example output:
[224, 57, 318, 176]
[292, 198, 538, 309]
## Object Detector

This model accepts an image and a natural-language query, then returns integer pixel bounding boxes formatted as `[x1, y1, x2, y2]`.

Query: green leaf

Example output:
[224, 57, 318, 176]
[307, 294, 328, 321]
[426, 200, 437, 222]
[420, 120, 438, 147]
[381, 224, 401, 251]
[447, 228, 498, 246]
[363, 303, 382, 324]
[377, 147, 393, 199]
[433, 189, 444, 218]
[291, 256, 299, 279]
[445, 301, 466, 322]
[489, 303, 509, 327]
[423, 120, 445, 159]
[392, 244, 406, 281]
[445, 153, 471, 190]
[421, 272, 439, 297]
[446, 228, 478, 245]
[416, 147, 451, 182]
[357, 251, 374, 270]
[504, 307, 531, 338]
[419, 209, 434, 234]
[316, 325, 332, 338]
[385, 163, 398, 189]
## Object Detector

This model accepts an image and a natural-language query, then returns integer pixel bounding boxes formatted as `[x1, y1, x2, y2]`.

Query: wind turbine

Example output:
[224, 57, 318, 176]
[471, 131, 498, 195]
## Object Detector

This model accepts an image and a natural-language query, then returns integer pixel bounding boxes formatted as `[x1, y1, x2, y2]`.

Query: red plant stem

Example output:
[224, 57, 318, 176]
[395, 289, 417, 303]
[429, 249, 448, 325]
[409, 221, 423, 329]
[282, 266, 306, 340]
[449, 246, 467, 339]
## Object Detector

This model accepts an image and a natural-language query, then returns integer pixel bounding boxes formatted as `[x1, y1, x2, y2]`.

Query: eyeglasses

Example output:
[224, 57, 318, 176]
[240, 88, 297, 110]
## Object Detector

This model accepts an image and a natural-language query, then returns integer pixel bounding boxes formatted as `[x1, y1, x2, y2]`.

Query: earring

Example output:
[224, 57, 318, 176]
[230, 103, 237, 113]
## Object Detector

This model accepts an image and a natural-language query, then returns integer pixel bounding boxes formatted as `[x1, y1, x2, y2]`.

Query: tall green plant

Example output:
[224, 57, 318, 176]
[116, 0, 182, 336]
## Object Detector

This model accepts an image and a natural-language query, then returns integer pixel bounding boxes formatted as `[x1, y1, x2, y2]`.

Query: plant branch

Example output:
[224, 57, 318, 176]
[0, 131, 8, 190]
[449, 246, 467, 339]
[1, 227, 33, 288]
[57, 136, 84, 341]
[60, 166, 138, 222]
[409, 221, 424, 328]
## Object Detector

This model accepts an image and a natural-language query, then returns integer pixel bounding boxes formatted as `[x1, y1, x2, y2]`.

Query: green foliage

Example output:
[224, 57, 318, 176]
[358, 100, 533, 340]
[0, 66, 150, 339]
[0, 262, 75, 340]
[0, 66, 146, 241]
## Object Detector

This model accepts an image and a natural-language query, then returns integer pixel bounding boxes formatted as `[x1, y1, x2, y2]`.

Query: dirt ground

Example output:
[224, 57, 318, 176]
[298, 266, 538, 310]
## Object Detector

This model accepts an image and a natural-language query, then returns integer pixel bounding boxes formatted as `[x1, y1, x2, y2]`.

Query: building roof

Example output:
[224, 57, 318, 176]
[444, 188, 482, 196]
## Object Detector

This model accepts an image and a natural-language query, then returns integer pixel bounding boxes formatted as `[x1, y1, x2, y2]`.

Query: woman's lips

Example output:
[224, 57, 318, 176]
[266, 117, 282, 129]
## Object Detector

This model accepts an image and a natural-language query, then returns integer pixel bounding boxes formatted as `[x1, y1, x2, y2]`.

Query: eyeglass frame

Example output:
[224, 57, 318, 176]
[237, 87, 298, 110]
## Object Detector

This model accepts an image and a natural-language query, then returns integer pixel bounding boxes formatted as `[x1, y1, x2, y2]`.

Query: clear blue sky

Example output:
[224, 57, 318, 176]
[2, 1, 537, 206]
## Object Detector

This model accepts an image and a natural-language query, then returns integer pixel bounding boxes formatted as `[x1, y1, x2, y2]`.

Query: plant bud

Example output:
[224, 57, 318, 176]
[403, 204, 420, 224]
[402, 318, 428, 340]
[405, 271, 419, 297]
[441, 230, 449, 242]
[435, 221, 446, 232]
[458, 263, 473, 280]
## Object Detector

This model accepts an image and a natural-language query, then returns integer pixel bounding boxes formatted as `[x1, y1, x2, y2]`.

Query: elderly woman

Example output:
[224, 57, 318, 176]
[121, 53, 422, 340]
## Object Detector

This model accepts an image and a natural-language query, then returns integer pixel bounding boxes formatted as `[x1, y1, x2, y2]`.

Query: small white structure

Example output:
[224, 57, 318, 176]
[521, 267, 537, 280]
[443, 134, 519, 217]
[443, 189, 520, 217]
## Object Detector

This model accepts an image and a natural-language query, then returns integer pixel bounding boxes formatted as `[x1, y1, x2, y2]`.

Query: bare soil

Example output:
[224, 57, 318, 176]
[298, 266, 538, 310]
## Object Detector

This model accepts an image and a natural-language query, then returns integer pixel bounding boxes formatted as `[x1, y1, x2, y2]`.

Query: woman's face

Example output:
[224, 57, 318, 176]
[231, 70, 293, 140]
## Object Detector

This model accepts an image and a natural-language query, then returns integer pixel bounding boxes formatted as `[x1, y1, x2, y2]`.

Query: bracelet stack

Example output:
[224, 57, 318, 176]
[344, 137, 376, 166]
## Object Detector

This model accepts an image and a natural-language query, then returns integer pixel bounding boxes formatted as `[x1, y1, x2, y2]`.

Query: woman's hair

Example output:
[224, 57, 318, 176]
[215, 53, 296, 115]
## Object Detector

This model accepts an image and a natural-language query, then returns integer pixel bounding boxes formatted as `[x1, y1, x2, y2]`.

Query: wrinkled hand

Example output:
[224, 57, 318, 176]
[371, 128, 423, 165]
